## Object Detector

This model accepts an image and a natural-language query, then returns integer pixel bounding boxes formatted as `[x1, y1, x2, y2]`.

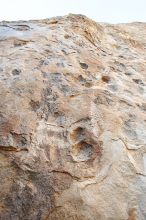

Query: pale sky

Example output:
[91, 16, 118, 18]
[0, 0, 146, 23]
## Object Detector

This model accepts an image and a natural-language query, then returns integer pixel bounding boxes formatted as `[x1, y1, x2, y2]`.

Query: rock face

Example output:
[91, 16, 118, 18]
[0, 14, 146, 220]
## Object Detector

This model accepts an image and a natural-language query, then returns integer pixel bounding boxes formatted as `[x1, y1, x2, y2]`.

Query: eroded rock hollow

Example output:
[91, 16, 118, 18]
[0, 14, 146, 220]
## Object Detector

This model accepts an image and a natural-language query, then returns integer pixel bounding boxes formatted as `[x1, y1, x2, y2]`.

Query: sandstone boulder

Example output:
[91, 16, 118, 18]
[0, 14, 146, 220]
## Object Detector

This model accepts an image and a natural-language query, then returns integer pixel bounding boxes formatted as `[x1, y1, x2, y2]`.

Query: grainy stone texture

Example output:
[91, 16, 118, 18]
[0, 14, 146, 220]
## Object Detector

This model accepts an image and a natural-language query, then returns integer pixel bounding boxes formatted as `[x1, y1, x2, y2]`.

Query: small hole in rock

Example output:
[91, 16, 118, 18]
[132, 79, 144, 85]
[124, 72, 132, 76]
[64, 34, 70, 39]
[80, 62, 88, 70]
[101, 75, 110, 83]
[12, 69, 21, 75]
[78, 75, 86, 82]
[85, 82, 92, 87]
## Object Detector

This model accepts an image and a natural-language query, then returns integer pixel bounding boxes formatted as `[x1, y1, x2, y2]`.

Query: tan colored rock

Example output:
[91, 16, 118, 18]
[0, 14, 146, 220]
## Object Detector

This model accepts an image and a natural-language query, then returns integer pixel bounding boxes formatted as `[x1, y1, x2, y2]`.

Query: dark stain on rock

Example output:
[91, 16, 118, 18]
[0, 145, 28, 152]
[3, 172, 55, 220]
[13, 24, 30, 31]
[0, 128, 30, 152]
[94, 93, 114, 105]
[108, 83, 118, 91]
[51, 171, 72, 192]
[0, 118, 13, 135]
[14, 39, 28, 47]
[29, 100, 40, 112]
[84, 81, 92, 87]
[132, 78, 145, 86]
[123, 119, 137, 140]
[43, 72, 74, 95]
[39, 87, 60, 120]
[12, 132, 29, 148]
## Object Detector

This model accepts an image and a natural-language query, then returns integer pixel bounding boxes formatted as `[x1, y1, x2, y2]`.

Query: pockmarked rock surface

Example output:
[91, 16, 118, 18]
[0, 14, 146, 220]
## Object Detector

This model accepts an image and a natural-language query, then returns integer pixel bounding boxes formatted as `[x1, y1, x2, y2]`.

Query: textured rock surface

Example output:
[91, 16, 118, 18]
[0, 14, 146, 220]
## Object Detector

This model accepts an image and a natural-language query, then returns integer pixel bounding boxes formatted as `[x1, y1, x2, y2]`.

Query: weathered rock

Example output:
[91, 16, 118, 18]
[0, 14, 146, 220]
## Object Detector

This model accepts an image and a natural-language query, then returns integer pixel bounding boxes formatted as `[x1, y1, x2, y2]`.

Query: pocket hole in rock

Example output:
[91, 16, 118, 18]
[71, 141, 94, 162]
[70, 127, 85, 143]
